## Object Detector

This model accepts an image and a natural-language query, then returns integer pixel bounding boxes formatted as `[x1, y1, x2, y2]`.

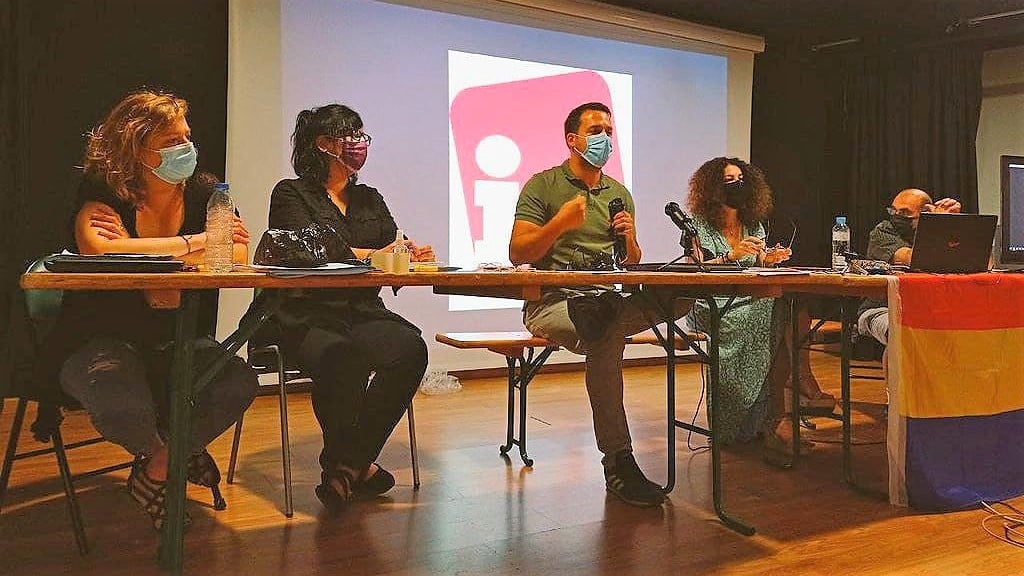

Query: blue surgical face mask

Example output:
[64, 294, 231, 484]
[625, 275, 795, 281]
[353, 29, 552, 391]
[574, 132, 613, 168]
[145, 141, 198, 184]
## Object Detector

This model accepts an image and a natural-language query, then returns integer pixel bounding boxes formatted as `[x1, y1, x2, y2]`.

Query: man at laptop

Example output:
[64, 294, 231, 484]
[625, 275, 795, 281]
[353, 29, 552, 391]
[858, 188, 961, 345]
[509, 102, 691, 508]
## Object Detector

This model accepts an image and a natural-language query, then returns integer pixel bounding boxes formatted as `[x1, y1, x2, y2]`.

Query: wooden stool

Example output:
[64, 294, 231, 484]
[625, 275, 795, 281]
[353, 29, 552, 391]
[436, 332, 557, 466]
[435, 329, 708, 466]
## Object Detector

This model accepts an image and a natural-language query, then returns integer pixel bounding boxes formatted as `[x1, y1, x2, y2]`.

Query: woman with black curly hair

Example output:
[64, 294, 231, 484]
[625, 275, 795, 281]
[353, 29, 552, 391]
[685, 157, 835, 461]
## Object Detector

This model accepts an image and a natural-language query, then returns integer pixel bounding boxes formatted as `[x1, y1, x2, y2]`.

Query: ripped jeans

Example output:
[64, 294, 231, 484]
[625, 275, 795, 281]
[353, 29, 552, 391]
[59, 337, 258, 457]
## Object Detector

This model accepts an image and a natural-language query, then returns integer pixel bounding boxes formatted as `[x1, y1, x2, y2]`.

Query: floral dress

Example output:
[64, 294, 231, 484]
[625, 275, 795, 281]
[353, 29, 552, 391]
[686, 217, 776, 444]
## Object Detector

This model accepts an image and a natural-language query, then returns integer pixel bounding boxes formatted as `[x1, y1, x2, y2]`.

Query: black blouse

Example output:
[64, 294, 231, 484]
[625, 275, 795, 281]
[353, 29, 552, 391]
[36, 172, 219, 401]
[268, 176, 399, 252]
[259, 176, 418, 357]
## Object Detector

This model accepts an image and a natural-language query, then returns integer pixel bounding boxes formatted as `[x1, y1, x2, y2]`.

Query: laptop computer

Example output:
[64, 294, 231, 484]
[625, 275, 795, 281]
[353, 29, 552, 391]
[910, 213, 997, 273]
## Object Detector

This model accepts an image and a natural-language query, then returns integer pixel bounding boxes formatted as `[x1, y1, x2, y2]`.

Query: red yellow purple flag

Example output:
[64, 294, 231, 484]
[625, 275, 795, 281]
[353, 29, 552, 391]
[888, 273, 1024, 510]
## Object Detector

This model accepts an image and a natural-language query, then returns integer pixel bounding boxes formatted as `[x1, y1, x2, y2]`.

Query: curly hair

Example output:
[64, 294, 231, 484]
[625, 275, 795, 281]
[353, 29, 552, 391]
[686, 156, 773, 230]
[82, 90, 189, 205]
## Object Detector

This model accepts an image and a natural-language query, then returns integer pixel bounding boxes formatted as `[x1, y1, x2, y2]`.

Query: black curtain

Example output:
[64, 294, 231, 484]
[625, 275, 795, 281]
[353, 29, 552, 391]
[751, 40, 985, 263]
[0, 0, 228, 398]
[0, 1, 19, 399]
[750, 41, 835, 266]
[838, 44, 984, 251]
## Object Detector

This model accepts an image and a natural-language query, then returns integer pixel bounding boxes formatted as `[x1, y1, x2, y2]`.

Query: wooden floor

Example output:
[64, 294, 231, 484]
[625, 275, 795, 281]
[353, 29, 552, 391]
[1, 352, 1020, 576]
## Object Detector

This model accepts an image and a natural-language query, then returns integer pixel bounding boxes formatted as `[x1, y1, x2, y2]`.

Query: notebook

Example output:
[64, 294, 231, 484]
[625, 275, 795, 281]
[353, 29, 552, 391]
[43, 253, 184, 273]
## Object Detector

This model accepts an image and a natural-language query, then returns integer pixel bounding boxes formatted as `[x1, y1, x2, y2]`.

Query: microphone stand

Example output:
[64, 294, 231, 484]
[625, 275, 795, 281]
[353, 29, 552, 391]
[658, 221, 706, 272]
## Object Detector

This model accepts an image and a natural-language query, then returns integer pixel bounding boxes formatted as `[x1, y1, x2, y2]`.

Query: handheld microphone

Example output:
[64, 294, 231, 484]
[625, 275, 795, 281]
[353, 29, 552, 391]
[608, 197, 626, 262]
[664, 201, 693, 231]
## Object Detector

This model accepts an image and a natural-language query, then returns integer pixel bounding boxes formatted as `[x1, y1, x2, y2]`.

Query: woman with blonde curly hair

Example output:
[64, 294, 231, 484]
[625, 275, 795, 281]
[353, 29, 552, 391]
[685, 157, 835, 462]
[41, 89, 258, 530]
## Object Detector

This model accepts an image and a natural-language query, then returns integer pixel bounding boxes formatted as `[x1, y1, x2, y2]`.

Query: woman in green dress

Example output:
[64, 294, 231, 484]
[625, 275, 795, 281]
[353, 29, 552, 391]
[685, 157, 835, 455]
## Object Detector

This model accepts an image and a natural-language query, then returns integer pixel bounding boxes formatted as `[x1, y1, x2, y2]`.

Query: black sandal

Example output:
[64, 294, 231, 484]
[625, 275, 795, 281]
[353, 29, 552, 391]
[187, 449, 227, 510]
[128, 458, 192, 531]
[315, 467, 357, 514]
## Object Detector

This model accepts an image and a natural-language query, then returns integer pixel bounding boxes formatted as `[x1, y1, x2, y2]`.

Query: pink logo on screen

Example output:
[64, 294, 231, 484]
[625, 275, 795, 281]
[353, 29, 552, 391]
[450, 71, 623, 243]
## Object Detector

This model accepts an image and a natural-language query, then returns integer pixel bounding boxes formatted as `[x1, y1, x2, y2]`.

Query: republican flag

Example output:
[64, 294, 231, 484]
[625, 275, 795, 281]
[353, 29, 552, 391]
[888, 273, 1024, 510]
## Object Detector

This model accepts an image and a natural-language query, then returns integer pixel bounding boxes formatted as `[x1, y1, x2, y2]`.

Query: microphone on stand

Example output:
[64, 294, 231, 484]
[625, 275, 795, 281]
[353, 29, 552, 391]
[662, 202, 705, 269]
[664, 201, 694, 232]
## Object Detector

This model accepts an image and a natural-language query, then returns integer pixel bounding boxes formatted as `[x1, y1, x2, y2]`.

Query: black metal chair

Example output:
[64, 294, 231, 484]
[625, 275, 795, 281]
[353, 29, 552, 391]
[0, 260, 134, 554]
[225, 332, 420, 518]
[803, 307, 885, 431]
[0, 398, 133, 555]
[1, 258, 227, 554]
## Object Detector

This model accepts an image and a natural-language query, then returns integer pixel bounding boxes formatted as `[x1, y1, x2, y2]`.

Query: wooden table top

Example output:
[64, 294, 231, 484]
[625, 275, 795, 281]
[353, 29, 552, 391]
[20, 269, 890, 299]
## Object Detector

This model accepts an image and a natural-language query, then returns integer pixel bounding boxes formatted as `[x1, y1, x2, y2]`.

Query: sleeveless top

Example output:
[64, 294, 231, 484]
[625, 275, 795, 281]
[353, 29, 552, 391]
[35, 172, 219, 400]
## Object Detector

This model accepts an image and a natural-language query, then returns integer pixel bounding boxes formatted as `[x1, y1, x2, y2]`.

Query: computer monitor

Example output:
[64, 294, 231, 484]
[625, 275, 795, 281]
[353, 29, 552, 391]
[1000, 155, 1024, 265]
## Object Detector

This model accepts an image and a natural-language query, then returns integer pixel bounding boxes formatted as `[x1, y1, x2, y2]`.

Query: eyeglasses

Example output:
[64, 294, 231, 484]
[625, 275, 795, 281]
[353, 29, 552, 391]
[478, 262, 533, 271]
[763, 214, 797, 251]
[886, 205, 932, 218]
[332, 132, 372, 145]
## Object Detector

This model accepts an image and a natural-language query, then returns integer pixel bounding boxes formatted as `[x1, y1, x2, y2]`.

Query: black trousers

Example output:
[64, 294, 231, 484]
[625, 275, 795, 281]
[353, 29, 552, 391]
[299, 318, 427, 473]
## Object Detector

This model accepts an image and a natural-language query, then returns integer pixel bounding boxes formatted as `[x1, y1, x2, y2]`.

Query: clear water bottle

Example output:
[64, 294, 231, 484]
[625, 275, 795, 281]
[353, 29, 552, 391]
[831, 216, 850, 271]
[392, 229, 410, 274]
[205, 182, 234, 273]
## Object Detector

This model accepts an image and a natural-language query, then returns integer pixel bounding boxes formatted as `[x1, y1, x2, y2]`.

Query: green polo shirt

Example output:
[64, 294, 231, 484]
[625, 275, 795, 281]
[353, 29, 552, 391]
[515, 161, 635, 272]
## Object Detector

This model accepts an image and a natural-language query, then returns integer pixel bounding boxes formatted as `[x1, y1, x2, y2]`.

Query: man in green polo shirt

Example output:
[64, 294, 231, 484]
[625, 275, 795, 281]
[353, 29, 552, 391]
[509, 102, 692, 508]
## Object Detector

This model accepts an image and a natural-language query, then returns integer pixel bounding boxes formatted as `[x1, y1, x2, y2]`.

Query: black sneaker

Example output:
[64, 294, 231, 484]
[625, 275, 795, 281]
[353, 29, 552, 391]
[604, 452, 666, 508]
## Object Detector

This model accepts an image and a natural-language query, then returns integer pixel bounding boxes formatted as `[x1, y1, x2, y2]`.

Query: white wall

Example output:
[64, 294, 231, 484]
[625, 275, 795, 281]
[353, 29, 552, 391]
[977, 45, 1024, 217]
[220, 0, 285, 344]
[725, 49, 754, 160]
[222, 0, 760, 371]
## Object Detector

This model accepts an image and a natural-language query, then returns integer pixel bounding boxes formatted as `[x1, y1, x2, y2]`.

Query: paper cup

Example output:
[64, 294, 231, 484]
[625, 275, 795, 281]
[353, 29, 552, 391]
[392, 252, 410, 274]
[371, 250, 389, 271]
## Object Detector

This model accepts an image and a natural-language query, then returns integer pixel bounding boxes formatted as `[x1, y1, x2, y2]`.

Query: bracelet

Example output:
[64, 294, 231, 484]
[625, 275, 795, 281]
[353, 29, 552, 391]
[721, 251, 734, 264]
[181, 234, 192, 254]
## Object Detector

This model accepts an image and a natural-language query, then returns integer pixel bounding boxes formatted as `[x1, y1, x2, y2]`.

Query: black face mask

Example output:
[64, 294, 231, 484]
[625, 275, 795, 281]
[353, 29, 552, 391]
[723, 179, 750, 209]
[890, 214, 915, 239]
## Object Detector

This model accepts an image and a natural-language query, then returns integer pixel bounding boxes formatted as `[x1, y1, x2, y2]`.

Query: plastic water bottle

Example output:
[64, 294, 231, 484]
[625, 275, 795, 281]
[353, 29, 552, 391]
[831, 216, 850, 271]
[392, 229, 410, 274]
[205, 182, 234, 273]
